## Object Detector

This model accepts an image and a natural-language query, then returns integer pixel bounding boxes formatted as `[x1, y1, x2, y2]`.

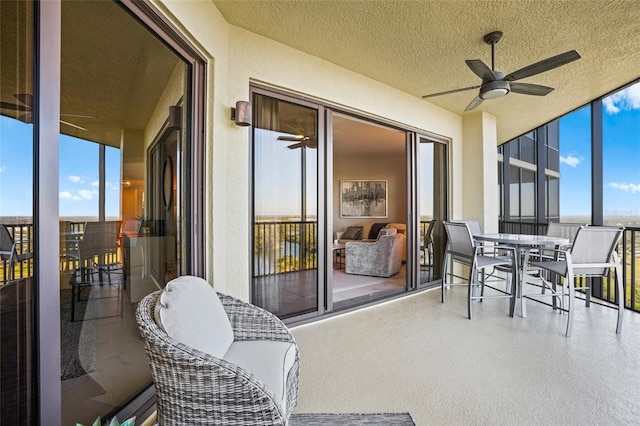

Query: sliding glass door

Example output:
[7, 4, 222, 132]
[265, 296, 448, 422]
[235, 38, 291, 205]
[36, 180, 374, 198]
[416, 136, 448, 285]
[251, 90, 321, 319]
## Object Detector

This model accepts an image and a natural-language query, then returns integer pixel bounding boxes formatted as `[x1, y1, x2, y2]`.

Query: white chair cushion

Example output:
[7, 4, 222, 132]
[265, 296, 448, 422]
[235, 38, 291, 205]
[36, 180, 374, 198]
[154, 275, 234, 359]
[223, 340, 297, 413]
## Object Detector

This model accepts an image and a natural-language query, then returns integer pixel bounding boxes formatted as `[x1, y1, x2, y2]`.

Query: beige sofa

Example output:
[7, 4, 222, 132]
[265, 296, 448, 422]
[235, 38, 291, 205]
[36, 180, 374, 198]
[335, 222, 407, 262]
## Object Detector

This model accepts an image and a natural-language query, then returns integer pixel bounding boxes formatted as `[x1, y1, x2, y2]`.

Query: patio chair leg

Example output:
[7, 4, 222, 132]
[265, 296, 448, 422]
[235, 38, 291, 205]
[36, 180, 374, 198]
[615, 255, 624, 334]
[565, 273, 575, 337]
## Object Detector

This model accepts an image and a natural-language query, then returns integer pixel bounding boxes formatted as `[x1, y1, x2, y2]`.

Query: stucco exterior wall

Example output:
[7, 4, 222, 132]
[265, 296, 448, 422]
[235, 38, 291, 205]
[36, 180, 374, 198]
[155, 0, 465, 301]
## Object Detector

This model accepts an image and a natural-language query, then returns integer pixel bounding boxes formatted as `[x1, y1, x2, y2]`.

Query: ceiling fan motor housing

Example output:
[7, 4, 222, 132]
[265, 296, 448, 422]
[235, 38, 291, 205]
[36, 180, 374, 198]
[480, 71, 509, 99]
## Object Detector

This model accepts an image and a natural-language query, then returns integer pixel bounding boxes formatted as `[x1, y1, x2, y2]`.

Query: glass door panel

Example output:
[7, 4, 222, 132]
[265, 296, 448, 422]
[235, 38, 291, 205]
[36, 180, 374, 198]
[331, 113, 407, 309]
[418, 136, 447, 285]
[59, 2, 188, 423]
[252, 93, 319, 319]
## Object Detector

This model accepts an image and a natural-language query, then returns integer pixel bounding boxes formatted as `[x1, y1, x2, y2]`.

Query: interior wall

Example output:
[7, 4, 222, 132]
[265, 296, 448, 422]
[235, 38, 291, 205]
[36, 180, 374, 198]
[154, 1, 464, 300]
[333, 152, 406, 235]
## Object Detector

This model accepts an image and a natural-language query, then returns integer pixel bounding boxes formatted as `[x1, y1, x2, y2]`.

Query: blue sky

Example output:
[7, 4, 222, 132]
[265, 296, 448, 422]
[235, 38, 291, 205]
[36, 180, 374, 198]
[0, 116, 120, 218]
[559, 82, 640, 217]
[1, 83, 639, 219]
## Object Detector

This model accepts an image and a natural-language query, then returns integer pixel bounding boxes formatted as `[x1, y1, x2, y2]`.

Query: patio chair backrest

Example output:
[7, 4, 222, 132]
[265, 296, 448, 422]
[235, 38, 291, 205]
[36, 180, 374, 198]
[80, 221, 119, 261]
[570, 226, 624, 276]
[0, 224, 15, 261]
[452, 220, 481, 236]
[444, 221, 475, 264]
[546, 222, 585, 245]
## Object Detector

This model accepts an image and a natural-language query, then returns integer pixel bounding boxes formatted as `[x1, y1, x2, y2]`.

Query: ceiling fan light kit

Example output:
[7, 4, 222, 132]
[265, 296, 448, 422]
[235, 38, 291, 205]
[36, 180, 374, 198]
[422, 30, 581, 111]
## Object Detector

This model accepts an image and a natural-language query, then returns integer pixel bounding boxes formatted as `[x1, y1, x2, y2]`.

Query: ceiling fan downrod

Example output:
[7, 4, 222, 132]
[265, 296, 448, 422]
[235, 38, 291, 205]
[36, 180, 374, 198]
[483, 31, 503, 72]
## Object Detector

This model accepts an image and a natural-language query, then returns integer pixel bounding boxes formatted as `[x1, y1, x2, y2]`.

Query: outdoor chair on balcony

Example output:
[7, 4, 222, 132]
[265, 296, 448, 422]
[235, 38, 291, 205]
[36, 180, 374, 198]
[526, 226, 624, 337]
[0, 224, 33, 283]
[525, 222, 586, 302]
[442, 221, 517, 319]
[136, 276, 299, 426]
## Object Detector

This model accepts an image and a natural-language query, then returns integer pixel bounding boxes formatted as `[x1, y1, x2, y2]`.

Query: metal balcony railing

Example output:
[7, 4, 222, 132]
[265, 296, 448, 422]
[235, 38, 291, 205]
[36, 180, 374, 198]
[253, 221, 318, 277]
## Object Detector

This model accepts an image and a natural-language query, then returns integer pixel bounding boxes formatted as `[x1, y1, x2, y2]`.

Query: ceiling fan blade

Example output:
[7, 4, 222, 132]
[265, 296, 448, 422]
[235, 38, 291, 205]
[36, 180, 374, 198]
[464, 96, 483, 112]
[14, 93, 33, 107]
[510, 82, 555, 96]
[60, 119, 87, 131]
[278, 135, 307, 142]
[465, 60, 496, 80]
[0, 101, 30, 111]
[287, 142, 304, 150]
[422, 85, 481, 99]
[505, 50, 581, 81]
[61, 113, 96, 119]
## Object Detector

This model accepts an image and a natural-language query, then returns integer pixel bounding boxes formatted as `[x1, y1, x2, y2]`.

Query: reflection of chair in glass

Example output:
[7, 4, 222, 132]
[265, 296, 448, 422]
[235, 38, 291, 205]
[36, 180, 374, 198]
[442, 221, 516, 319]
[345, 228, 403, 278]
[120, 219, 143, 286]
[527, 226, 624, 337]
[420, 220, 436, 280]
[0, 224, 33, 283]
[67, 221, 122, 321]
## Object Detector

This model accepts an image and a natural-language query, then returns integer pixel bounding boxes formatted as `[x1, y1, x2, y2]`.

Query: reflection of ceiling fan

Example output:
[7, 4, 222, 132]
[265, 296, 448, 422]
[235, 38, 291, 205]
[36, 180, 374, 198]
[422, 31, 581, 111]
[277, 122, 317, 149]
[0, 93, 95, 131]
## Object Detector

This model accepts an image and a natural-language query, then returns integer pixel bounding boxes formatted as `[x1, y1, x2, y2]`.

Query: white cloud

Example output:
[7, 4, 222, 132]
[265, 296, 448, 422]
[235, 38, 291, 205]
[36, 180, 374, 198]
[610, 182, 640, 194]
[59, 191, 73, 200]
[603, 83, 640, 114]
[77, 189, 94, 200]
[91, 180, 99, 187]
[0, 165, 5, 173]
[559, 154, 583, 168]
[68, 175, 82, 183]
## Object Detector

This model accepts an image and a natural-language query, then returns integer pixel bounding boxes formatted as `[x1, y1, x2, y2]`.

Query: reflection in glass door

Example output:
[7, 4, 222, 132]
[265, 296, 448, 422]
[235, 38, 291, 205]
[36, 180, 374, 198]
[418, 136, 447, 285]
[251, 92, 319, 319]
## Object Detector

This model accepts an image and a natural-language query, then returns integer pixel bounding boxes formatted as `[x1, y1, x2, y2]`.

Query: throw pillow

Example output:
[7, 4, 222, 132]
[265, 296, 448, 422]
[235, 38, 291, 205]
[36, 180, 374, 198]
[341, 225, 363, 240]
[369, 222, 388, 239]
[155, 275, 234, 359]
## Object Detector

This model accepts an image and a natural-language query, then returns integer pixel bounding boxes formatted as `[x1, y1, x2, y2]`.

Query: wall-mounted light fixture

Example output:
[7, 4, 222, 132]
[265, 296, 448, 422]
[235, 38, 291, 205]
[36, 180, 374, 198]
[231, 100, 251, 126]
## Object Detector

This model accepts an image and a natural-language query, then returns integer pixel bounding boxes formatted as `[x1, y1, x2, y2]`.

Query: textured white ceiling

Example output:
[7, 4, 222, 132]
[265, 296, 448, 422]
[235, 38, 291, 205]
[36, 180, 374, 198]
[214, 0, 640, 143]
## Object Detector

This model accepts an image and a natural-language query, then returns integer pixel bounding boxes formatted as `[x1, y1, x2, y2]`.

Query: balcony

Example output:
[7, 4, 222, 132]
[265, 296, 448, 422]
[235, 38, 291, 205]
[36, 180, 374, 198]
[290, 284, 640, 424]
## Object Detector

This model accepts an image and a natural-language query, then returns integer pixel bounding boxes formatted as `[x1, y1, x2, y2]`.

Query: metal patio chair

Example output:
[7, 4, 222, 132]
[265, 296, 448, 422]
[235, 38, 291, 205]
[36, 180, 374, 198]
[0, 224, 33, 283]
[527, 225, 624, 337]
[442, 221, 517, 319]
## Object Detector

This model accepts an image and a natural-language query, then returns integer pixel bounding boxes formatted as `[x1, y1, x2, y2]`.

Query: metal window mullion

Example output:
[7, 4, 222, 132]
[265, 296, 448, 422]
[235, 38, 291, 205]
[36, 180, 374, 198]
[35, 0, 62, 422]
[535, 126, 547, 222]
[591, 99, 603, 226]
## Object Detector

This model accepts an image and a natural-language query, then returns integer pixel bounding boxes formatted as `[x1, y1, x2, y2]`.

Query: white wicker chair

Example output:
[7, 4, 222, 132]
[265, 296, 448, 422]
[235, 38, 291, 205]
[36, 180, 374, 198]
[136, 288, 299, 425]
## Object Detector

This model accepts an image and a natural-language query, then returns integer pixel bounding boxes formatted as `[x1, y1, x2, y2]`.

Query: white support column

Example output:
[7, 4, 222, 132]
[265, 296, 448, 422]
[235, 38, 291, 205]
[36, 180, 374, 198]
[461, 111, 499, 233]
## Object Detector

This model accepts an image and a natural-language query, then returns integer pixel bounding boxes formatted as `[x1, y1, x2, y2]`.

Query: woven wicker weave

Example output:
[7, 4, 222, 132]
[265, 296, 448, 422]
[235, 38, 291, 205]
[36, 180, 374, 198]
[136, 290, 300, 425]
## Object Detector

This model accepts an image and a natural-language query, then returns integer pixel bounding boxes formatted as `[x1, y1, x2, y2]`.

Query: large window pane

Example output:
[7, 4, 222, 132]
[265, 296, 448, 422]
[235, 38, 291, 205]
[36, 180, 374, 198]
[509, 165, 520, 218]
[0, 2, 36, 423]
[559, 105, 591, 223]
[60, 2, 188, 424]
[521, 169, 536, 218]
[603, 82, 640, 227]
[252, 94, 318, 318]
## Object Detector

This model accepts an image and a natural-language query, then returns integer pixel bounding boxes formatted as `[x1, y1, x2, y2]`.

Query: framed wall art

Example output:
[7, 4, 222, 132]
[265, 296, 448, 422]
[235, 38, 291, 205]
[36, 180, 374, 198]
[340, 180, 388, 218]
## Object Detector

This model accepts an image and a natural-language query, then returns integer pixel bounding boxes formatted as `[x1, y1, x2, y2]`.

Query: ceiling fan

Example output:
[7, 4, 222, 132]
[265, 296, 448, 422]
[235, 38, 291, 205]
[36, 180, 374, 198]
[277, 122, 317, 149]
[422, 31, 581, 111]
[0, 93, 95, 131]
